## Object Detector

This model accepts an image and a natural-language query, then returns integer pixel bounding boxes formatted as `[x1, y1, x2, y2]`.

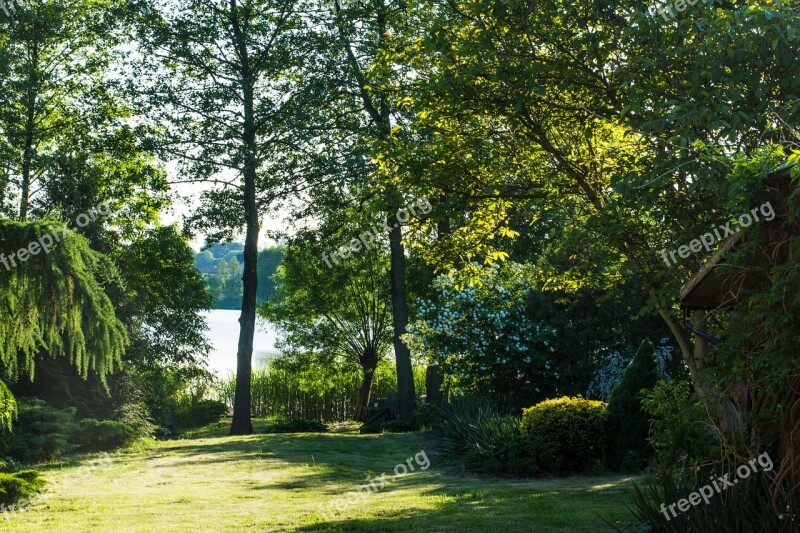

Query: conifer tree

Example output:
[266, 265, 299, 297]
[606, 339, 660, 470]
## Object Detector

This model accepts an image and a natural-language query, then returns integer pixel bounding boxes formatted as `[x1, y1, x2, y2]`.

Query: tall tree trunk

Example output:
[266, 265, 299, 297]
[355, 350, 378, 422]
[230, 9, 258, 435]
[19, 42, 39, 221]
[388, 206, 415, 420]
[337, 3, 415, 420]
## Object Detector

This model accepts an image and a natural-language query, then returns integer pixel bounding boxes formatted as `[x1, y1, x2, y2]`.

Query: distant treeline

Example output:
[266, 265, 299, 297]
[195, 244, 284, 309]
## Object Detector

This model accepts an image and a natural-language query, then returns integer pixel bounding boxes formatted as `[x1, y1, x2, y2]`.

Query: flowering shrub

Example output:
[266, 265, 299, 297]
[586, 338, 674, 401]
[405, 263, 558, 408]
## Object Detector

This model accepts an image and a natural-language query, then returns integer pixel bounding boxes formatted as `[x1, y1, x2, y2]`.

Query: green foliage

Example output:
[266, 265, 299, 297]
[175, 400, 228, 429]
[263, 420, 328, 434]
[0, 470, 45, 506]
[407, 263, 559, 409]
[642, 381, 721, 475]
[520, 396, 607, 474]
[72, 419, 138, 452]
[433, 397, 537, 475]
[631, 465, 798, 532]
[0, 398, 78, 463]
[606, 339, 660, 471]
[0, 382, 16, 433]
[116, 225, 212, 371]
[256, 247, 284, 303]
[0, 220, 128, 384]
[206, 256, 243, 309]
[412, 402, 438, 430]
[261, 243, 393, 374]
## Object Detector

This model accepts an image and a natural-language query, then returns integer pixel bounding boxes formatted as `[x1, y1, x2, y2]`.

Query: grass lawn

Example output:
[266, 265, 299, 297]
[3, 419, 639, 532]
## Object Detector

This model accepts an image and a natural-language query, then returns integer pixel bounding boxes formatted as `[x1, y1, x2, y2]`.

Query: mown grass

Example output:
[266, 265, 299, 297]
[3, 419, 639, 532]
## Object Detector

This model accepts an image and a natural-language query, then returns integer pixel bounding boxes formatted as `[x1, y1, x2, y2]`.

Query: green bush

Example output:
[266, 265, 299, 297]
[605, 339, 660, 471]
[72, 419, 138, 452]
[642, 380, 721, 474]
[382, 419, 419, 433]
[176, 400, 228, 428]
[263, 419, 329, 433]
[0, 470, 46, 507]
[0, 398, 78, 463]
[412, 402, 437, 430]
[358, 421, 384, 434]
[433, 397, 537, 475]
[520, 396, 607, 474]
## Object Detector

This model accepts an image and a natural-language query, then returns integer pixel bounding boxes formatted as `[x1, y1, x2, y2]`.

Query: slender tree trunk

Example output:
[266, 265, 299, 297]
[230, 10, 258, 435]
[337, 3, 415, 420]
[355, 351, 378, 422]
[19, 43, 39, 221]
[388, 207, 415, 420]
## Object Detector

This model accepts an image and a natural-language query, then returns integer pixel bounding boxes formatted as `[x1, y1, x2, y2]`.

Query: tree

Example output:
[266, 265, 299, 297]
[605, 339, 660, 470]
[299, 0, 420, 419]
[406, 263, 559, 410]
[0, 220, 129, 430]
[261, 242, 393, 421]
[208, 257, 244, 309]
[373, 0, 800, 441]
[255, 246, 283, 302]
[0, 0, 140, 221]
[132, 0, 307, 434]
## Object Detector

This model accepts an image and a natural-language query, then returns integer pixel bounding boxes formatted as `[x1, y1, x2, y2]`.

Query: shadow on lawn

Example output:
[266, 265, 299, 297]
[152, 420, 636, 532]
[154, 422, 435, 494]
[300, 481, 637, 532]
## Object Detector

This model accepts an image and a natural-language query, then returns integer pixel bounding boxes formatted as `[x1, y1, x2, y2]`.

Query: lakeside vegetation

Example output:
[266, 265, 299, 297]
[0, 0, 798, 530]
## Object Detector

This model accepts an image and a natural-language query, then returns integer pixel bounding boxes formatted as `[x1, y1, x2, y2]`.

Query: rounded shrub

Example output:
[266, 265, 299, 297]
[520, 396, 607, 474]
[73, 419, 138, 452]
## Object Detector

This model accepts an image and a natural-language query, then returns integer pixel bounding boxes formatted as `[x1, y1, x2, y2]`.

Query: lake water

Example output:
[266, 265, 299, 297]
[202, 309, 281, 377]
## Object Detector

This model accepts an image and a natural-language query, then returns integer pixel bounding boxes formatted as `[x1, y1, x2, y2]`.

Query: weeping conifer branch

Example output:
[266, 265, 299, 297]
[0, 219, 129, 386]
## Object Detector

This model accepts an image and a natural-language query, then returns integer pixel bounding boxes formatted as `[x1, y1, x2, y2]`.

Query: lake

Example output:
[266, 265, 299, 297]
[202, 309, 281, 377]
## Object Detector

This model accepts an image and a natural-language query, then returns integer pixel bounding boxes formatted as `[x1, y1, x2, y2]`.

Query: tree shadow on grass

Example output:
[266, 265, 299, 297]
[299, 479, 638, 533]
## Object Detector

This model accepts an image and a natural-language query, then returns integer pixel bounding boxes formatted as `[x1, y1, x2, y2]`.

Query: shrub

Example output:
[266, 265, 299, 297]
[412, 402, 437, 430]
[72, 419, 138, 452]
[0, 398, 78, 463]
[434, 397, 537, 475]
[264, 420, 329, 434]
[175, 400, 228, 428]
[358, 422, 384, 434]
[405, 264, 560, 410]
[357, 417, 421, 434]
[0, 470, 46, 507]
[382, 419, 418, 433]
[520, 396, 607, 474]
[216, 360, 426, 422]
[642, 380, 721, 474]
[605, 339, 660, 471]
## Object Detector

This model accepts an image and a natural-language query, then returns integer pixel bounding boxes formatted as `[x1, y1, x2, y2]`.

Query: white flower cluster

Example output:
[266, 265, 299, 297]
[406, 262, 559, 394]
